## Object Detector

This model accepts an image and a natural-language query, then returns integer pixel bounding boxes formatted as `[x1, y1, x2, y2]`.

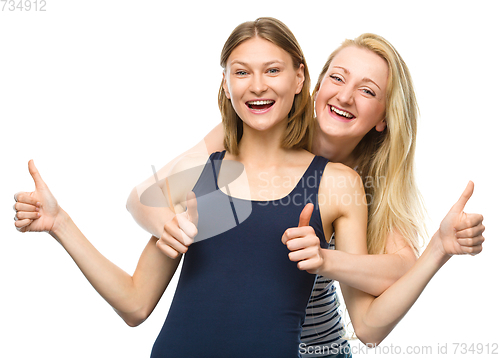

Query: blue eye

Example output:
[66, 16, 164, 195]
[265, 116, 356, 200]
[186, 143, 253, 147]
[330, 75, 343, 82]
[267, 68, 279, 74]
[235, 70, 248, 76]
[363, 89, 376, 96]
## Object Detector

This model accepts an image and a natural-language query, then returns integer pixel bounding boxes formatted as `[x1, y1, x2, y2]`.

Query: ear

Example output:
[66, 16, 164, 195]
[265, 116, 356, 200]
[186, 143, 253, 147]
[295, 63, 305, 95]
[375, 119, 387, 132]
[222, 71, 231, 99]
[313, 89, 318, 102]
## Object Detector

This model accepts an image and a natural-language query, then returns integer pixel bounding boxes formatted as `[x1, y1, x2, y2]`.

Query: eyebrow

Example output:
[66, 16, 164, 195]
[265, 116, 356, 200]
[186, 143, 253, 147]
[332, 66, 381, 90]
[230, 59, 286, 67]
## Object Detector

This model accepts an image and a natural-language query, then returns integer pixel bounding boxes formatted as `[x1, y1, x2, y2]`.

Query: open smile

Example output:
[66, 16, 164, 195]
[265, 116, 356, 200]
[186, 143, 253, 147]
[329, 105, 356, 122]
[246, 99, 275, 113]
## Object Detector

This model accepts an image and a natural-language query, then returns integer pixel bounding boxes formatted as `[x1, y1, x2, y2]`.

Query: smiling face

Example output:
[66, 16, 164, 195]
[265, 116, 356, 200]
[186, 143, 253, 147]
[222, 36, 305, 134]
[315, 46, 389, 142]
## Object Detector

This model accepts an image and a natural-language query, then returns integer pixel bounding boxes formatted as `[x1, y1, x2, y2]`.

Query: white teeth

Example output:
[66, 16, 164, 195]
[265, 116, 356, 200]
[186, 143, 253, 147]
[248, 100, 274, 105]
[330, 106, 354, 119]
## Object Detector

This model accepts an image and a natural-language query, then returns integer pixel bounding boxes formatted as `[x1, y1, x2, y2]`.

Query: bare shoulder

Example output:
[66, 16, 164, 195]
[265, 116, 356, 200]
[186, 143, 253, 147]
[318, 162, 366, 223]
[166, 152, 211, 211]
[169, 151, 210, 176]
[321, 162, 364, 194]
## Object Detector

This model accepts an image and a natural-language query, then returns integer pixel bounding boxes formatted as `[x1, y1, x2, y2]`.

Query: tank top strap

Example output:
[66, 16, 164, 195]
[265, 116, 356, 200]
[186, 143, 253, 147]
[194, 151, 329, 199]
[211, 150, 226, 188]
[192, 151, 226, 197]
[294, 155, 329, 195]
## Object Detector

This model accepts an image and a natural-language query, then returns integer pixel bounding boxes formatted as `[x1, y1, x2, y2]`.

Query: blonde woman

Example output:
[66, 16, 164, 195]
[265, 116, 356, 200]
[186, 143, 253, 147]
[125, 30, 485, 356]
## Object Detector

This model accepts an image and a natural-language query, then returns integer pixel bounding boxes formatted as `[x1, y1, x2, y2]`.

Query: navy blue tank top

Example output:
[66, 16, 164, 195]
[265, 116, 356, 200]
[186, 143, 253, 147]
[151, 151, 329, 358]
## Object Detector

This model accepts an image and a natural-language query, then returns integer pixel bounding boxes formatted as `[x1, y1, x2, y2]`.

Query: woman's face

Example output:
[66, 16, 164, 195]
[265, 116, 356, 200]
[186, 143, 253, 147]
[315, 46, 389, 142]
[222, 37, 304, 133]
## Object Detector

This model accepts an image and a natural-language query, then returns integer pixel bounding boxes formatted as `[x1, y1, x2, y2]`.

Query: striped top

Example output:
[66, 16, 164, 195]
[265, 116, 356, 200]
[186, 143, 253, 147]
[300, 236, 350, 357]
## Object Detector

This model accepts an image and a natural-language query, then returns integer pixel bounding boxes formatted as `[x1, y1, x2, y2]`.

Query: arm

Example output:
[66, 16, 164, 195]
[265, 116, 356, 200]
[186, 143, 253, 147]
[283, 164, 407, 297]
[284, 168, 484, 345]
[126, 123, 224, 238]
[322, 213, 483, 297]
[337, 181, 485, 345]
[319, 230, 416, 297]
[285, 180, 483, 297]
[14, 160, 184, 327]
[52, 214, 180, 327]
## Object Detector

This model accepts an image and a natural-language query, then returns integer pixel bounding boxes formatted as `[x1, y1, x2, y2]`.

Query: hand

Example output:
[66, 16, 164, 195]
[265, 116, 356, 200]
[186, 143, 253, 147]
[156, 191, 198, 259]
[282, 203, 324, 274]
[437, 181, 485, 257]
[14, 160, 61, 233]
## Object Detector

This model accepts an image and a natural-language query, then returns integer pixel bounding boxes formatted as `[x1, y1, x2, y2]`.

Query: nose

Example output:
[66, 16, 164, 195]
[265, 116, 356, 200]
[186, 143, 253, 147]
[249, 74, 268, 95]
[336, 84, 354, 106]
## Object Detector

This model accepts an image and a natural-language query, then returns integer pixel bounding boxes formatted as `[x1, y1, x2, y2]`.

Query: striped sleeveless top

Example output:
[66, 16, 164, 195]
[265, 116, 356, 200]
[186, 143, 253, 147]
[300, 236, 350, 357]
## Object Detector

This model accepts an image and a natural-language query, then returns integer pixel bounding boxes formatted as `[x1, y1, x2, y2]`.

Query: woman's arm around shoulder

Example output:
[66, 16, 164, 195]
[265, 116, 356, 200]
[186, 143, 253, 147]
[126, 123, 224, 238]
[282, 163, 367, 275]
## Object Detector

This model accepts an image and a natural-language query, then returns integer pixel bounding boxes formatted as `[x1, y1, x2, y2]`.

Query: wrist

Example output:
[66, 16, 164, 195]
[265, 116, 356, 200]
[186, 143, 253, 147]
[49, 208, 71, 242]
[316, 249, 336, 279]
[425, 232, 451, 268]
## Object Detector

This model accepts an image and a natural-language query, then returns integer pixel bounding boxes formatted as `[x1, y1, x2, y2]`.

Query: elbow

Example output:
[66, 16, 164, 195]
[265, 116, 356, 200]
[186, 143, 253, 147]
[126, 188, 139, 213]
[117, 307, 151, 328]
[124, 316, 146, 328]
[358, 337, 384, 349]
[353, 324, 386, 348]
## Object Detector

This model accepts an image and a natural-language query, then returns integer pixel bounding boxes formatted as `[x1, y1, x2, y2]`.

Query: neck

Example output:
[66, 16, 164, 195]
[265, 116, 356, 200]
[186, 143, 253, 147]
[311, 127, 360, 169]
[235, 121, 290, 165]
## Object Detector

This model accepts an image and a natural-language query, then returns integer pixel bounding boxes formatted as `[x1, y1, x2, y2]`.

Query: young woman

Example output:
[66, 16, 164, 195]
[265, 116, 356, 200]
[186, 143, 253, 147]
[14, 18, 484, 358]
[125, 22, 485, 357]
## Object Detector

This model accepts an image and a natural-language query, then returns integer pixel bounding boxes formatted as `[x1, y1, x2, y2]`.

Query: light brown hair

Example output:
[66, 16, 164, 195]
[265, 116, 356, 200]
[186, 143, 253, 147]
[218, 17, 313, 155]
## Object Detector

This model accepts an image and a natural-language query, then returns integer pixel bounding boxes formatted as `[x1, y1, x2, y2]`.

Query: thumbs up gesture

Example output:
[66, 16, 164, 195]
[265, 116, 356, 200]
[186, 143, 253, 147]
[156, 191, 199, 259]
[14, 160, 61, 233]
[282, 203, 324, 274]
[437, 181, 485, 257]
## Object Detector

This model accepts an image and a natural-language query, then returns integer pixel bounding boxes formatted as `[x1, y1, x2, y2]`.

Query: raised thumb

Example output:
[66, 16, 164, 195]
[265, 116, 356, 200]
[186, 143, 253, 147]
[449, 181, 474, 214]
[298, 203, 314, 227]
[28, 160, 47, 189]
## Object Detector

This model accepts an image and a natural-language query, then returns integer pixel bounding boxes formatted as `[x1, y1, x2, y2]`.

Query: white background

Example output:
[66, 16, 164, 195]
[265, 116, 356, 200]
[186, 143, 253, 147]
[1, 0, 499, 357]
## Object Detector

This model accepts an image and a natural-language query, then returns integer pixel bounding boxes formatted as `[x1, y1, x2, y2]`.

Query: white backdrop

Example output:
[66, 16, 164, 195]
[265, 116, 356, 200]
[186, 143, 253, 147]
[1, 0, 498, 357]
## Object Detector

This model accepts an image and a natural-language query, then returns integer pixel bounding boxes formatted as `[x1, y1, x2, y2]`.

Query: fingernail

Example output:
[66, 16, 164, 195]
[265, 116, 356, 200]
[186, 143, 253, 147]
[36, 202, 41, 207]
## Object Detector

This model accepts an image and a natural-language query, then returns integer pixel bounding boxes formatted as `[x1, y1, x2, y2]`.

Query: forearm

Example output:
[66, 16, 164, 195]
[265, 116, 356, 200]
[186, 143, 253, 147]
[50, 210, 148, 324]
[320, 249, 413, 296]
[348, 234, 449, 345]
[126, 123, 224, 238]
[126, 187, 174, 238]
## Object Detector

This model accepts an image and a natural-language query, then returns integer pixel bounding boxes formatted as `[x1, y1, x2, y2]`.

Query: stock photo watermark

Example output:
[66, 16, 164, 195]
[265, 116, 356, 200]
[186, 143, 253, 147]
[140, 161, 383, 241]
[1, 0, 46, 11]
[142, 161, 379, 208]
[301, 342, 499, 356]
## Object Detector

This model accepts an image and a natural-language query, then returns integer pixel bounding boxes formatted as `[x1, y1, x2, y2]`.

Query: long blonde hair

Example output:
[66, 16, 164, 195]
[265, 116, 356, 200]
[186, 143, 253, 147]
[218, 17, 314, 155]
[314, 34, 426, 255]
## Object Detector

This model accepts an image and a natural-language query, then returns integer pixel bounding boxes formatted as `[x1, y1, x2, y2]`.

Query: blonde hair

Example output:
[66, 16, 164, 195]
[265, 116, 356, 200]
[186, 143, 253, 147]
[313, 33, 426, 255]
[218, 17, 314, 155]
